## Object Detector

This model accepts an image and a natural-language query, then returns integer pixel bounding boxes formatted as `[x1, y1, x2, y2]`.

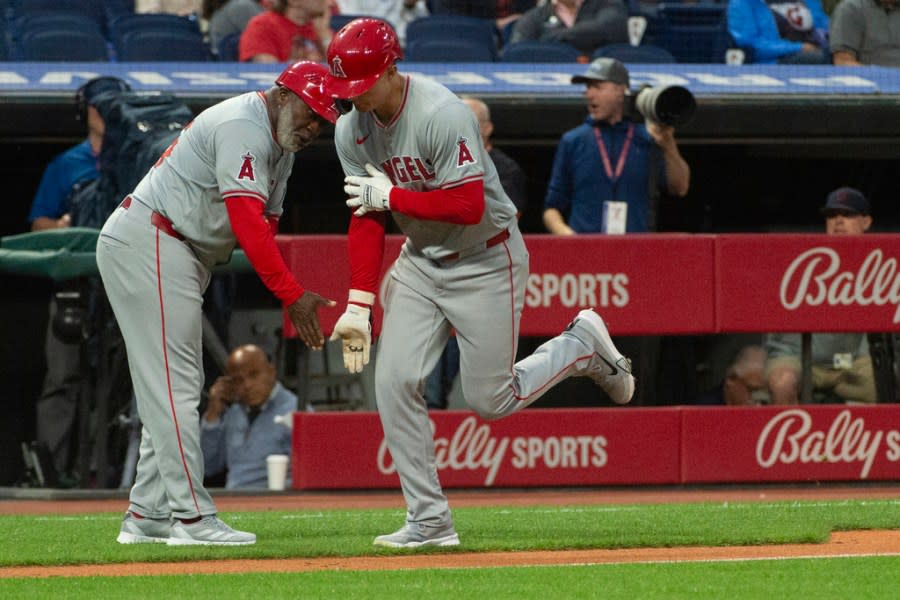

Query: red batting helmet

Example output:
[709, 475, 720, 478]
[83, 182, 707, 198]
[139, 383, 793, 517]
[325, 18, 403, 99]
[276, 61, 339, 124]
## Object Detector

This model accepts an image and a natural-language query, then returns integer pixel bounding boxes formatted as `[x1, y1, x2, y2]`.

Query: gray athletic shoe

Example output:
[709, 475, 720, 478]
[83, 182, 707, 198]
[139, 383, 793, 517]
[166, 515, 256, 546]
[569, 309, 635, 405]
[373, 522, 460, 548]
[116, 511, 171, 544]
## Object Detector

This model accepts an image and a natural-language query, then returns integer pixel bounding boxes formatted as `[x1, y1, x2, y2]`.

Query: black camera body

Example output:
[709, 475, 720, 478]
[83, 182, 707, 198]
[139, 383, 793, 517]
[624, 85, 696, 127]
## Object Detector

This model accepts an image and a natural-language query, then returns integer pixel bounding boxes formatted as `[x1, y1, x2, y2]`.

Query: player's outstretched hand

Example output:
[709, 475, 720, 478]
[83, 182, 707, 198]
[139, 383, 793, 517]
[329, 304, 372, 373]
[344, 163, 393, 217]
[287, 291, 337, 350]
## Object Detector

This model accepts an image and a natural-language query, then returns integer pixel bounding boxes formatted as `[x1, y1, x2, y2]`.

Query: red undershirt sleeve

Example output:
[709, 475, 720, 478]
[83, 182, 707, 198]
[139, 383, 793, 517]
[388, 179, 485, 225]
[348, 211, 387, 295]
[225, 196, 303, 306]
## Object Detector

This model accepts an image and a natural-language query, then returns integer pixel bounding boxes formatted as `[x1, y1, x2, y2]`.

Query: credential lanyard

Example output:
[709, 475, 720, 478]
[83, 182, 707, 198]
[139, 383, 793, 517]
[593, 123, 634, 198]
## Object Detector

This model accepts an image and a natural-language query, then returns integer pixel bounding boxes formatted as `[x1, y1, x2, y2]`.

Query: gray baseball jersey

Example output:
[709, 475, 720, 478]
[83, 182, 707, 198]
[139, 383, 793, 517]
[97, 91, 289, 520]
[335, 75, 517, 258]
[133, 91, 293, 268]
[336, 75, 619, 527]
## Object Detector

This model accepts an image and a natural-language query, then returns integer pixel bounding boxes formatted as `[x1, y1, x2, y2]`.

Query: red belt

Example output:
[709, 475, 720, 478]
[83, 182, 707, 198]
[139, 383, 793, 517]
[442, 229, 510, 261]
[120, 196, 185, 241]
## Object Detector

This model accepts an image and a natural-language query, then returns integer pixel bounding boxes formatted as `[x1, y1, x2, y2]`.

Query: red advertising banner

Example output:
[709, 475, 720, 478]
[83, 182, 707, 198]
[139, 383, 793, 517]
[278, 233, 715, 337]
[278, 233, 900, 337]
[681, 405, 900, 483]
[291, 408, 682, 489]
[716, 234, 900, 333]
[277, 235, 402, 337]
[520, 234, 716, 335]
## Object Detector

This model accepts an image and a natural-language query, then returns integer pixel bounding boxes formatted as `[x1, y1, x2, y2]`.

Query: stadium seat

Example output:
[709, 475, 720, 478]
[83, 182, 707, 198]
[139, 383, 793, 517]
[330, 14, 370, 33]
[216, 31, 241, 62]
[593, 43, 676, 64]
[501, 41, 581, 63]
[115, 29, 211, 62]
[13, 28, 109, 62]
[10, 0, 106, 31]
[405, 38, 496, 63]
[11, 13, 105, 43]
[406, 15, 498, 59]
[105, 0, 135, 22]
[658, 4, 726, 27]
[108, 13, 201, 50]
[654, 3, 729, 63]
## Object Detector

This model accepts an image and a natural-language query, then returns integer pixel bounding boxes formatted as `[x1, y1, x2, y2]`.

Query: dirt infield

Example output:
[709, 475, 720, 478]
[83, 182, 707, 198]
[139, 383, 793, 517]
[2, 485, 899, 577]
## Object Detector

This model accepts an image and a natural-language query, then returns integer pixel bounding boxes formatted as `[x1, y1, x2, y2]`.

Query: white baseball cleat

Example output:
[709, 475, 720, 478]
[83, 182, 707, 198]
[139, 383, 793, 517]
[373, 521, 460, 548]
[568, 309, 635, 405]
[116, 511, 171, 544]
[166, 515, 256, 546]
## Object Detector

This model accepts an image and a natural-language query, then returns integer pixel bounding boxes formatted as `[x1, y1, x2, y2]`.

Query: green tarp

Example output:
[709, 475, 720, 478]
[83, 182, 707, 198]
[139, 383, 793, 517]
[0, 228, 251, 281]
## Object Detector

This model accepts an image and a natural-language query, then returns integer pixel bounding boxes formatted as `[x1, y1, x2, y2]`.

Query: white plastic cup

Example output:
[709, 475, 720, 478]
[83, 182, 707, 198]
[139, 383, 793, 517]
[266, 454, 290, 491]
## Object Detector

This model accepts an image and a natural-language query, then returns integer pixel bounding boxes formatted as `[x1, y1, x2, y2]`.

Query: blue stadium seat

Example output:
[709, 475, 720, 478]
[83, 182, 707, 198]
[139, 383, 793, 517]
[654, 3, 729, 63]
[14, 28, 109, 61]
[501, 41, 581, 63]
[593, 43, 676, 64]
[105, 0, 135, 22]
[108, 13, 200, 49]
[216, 31, 241, 62]
[406, 15, 498, 59]
[10, 0, 106, 31]
[115, 29, 211, 62]
[658, 4, 726, 27]
[11, 13, 104, 42]
[405, 38, 496, 63]
[331, 14, 370, 33]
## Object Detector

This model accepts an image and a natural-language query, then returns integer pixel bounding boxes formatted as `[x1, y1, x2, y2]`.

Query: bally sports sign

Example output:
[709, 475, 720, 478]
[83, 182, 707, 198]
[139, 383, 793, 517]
[279, 233, 900, 337]
[291, 406, 900, 489]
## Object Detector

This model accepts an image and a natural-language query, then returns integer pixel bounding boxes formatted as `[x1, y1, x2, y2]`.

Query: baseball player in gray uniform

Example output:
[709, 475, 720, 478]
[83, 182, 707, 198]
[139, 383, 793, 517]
[325, 19, 636, 549]
[97, 61, 339, 546]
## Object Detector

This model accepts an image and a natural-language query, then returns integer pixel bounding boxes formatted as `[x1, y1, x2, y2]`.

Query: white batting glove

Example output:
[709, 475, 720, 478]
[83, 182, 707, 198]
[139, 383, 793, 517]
[344, 163, 393, 217]
[329, 290, 374, 373]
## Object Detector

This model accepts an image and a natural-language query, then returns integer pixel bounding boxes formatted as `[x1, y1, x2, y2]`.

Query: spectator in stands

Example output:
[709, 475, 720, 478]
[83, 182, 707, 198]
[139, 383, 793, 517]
[28, 77, 130, 485]
[727, 0, 831, 64]
[830, 0, 900, 66]
[543, 58, 689, 406]
[206, 0, 264, 49]
[431, 0, 538, 30]
[240, 0, 332, 62]
[764, 187, 877, 405]
[335, 1, 429, 46]
[424, 96, 528, 409]
[696, 345, 769, 405]
[201, 344, 300, 489]
[508, 0, 628, 58]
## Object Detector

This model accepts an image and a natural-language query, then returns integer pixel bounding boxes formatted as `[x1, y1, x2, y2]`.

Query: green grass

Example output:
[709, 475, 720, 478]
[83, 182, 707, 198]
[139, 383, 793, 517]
[1, 557, 899, 599]
[3, 498, 900, 567]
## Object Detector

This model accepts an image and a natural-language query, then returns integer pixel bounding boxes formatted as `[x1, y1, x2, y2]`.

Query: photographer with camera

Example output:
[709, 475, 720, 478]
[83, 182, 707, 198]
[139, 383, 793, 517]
[542, 57, 690, 236]
[542, 57, 691, 406]
[27, 76, 131, 487]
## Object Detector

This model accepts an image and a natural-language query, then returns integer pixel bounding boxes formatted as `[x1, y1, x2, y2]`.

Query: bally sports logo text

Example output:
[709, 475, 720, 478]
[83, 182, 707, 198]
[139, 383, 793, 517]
[376, 417, 608, 486]
[780, 247, 900, 323]
[525, 273, 629, 309]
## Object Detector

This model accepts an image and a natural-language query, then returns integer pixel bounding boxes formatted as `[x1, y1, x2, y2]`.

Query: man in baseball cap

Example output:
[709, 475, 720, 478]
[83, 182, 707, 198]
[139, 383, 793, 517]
[821, 186, 872, 235]
[765, 185, 875, 405]
[99, 61, 337, 546]
[821, 186, 870, 216]
[571, 56, 630, 87]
